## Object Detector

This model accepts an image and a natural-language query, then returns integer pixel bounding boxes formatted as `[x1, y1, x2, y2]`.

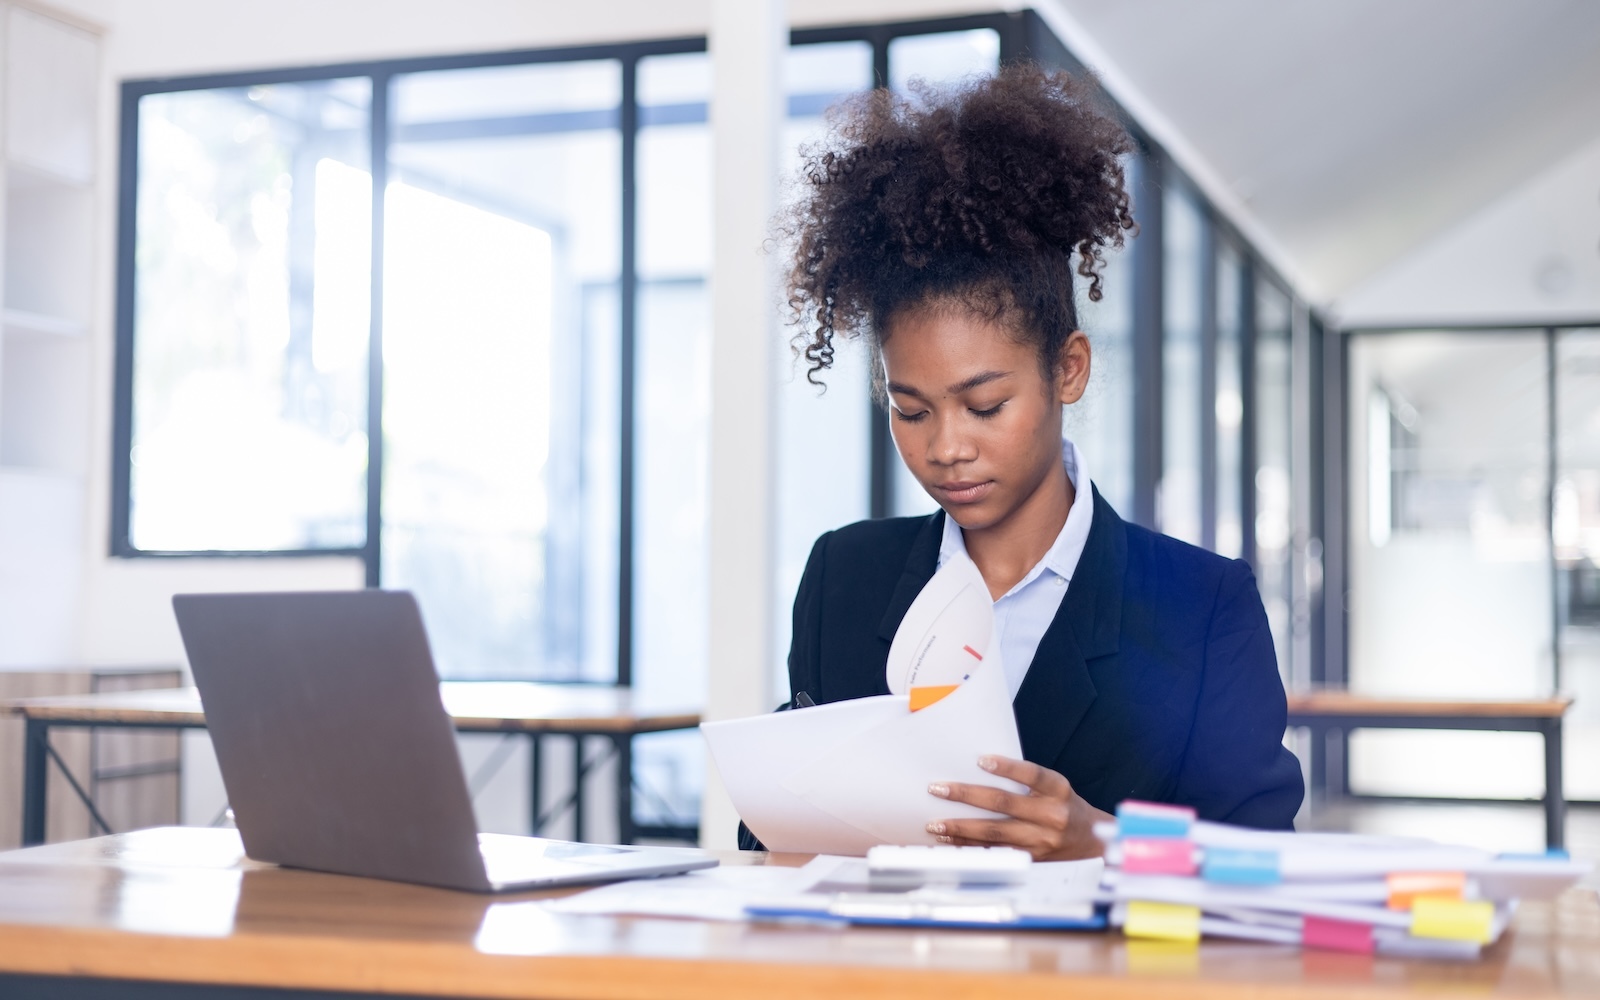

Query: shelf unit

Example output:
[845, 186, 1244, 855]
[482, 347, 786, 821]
[0, 3, 100, 667]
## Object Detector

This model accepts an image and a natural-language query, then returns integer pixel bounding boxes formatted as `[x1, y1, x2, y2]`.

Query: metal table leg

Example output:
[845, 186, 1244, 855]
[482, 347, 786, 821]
[572, 736, 585, 842]
[1544, 718, 1566, 851]
[22, 720, 48, 847]
[1305, 723, 1326, 800]
[528, 734, 542, 837]
[614, 734, 634, 845]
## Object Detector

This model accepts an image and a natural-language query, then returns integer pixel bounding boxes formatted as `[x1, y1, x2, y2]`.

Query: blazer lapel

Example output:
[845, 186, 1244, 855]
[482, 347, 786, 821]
[1013, 487, 1128, 767]
[875, 511, 945, 643]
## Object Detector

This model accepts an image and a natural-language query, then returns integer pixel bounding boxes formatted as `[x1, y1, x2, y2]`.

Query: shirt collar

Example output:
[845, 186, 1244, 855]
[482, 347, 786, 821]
[937, 437, 1096, 598]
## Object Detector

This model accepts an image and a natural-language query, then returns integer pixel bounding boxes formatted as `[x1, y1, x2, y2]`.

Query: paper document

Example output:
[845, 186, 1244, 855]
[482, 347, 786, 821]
[543, 863, 820, 922]
[703, 554, 1024, 855]
[748, 855, 1104, 927]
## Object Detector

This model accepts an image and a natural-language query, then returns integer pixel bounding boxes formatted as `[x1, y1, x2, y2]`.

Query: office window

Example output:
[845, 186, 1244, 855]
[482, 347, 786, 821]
[1556, 329, 1600, 798]
[115, 11, 1329, 834]
[888, 28, 1001, 93]
[1071, 238, 1135, 517]
[1213, 241, 1245, 558]
[1160, 185, 1204, 545]
[1347, 331, 1551, 798]
[888, 28, 1001, 518]
[630, 51, 713, 828]
[773, 40, 876, 698]
[128, 81, 372, 552]
[383, 60, 622, 680]
[1254, 281, 1294, 676]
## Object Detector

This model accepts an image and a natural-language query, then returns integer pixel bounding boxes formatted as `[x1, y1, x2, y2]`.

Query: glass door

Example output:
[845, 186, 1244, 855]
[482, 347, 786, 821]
[1346, 330, 1553, 798]
[1556, 329, 1600, 799]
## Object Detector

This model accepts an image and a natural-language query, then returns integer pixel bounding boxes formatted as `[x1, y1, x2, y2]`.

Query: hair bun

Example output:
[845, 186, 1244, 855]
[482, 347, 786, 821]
[784, 64, 1136, 384]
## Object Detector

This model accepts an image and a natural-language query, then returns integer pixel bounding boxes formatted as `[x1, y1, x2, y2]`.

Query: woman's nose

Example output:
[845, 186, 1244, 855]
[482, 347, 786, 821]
[928, 413, 974, 466]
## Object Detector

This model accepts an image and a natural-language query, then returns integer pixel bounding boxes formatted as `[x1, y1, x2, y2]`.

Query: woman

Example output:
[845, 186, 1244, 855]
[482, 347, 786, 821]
[743, 65, 1302, 860]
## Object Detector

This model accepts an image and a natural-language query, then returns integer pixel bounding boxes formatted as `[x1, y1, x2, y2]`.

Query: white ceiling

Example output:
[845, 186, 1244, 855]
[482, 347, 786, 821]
[1051, 0, 1600, 303]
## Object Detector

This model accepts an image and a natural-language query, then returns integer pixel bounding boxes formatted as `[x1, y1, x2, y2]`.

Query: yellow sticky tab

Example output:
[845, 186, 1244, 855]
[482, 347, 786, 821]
[1410, 898, 1494, 944]
[1125, 901, 1201, 944]
[1386, 871, 1465, 910]
[909, 685, 960, 711]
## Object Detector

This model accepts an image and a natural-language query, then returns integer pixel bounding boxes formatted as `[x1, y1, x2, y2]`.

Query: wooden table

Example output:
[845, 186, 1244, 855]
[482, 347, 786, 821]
[3, 683, 701, 848]
[0, 827, 1596, 999]
[1285, 692, 1573, 849]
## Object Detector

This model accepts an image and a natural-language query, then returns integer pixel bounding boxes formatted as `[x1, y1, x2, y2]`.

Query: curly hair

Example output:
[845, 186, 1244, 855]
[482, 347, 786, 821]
[781, 63, 1136, 395]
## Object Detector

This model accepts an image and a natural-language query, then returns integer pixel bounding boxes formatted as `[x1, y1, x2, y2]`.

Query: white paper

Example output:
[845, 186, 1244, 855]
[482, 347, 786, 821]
[885, 552, 993, 694]
[780, 660, 1023, 846]
[702, 554, 1024, 856]
[544, 863, 821, 921]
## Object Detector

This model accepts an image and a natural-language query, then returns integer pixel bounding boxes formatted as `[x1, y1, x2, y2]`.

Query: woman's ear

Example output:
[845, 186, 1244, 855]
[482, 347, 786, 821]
[1058, 331, 1091, 406]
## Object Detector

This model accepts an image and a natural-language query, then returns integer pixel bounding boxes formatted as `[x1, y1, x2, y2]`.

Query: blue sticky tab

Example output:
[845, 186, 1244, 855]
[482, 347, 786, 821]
[1202, 848, 1280, 885]
[1116, 801, 1193, 838]
[1497, 849, 1570, 861]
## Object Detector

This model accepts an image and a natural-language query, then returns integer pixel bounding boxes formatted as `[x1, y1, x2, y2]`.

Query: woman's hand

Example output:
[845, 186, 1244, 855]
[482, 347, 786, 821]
[926, 755, 1112, 860]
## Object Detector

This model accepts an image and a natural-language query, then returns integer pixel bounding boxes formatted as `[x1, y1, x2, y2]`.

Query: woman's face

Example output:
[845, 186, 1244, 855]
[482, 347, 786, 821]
[881, 304, 1089, 532]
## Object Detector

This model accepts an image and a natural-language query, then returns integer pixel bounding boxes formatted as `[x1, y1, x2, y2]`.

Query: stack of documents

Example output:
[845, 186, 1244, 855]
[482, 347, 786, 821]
[1098, 801, 1591, 959]
[703, 554, 1025, 855]
[549, 851, 1107, 930]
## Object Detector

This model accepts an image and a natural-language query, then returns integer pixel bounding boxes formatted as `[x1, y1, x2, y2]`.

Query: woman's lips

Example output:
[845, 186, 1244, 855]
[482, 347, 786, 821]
[935, 480, 994, 504]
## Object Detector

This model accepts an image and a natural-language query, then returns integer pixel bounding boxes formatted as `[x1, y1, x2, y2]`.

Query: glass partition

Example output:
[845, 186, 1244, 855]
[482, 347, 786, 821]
[383, 60, 622, 680]
[1347, 331, 1552, 797]
[1255, 281, 1294, 677]
[1213, 241, 1245, 558]
[888, 29, 1001, 518]
[1556, 329, 1600, 798]
[773, 41, 875, 699]
[1160, 186, 1204, 545]
[129, 80, 372, 551]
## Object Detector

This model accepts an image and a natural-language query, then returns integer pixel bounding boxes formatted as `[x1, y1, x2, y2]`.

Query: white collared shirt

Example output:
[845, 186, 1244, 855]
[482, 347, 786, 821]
[936, 437, 1094, 697]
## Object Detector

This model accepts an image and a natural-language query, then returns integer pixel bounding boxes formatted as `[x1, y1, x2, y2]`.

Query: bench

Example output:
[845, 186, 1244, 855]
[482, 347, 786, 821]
[1285, 691, 1573, 849]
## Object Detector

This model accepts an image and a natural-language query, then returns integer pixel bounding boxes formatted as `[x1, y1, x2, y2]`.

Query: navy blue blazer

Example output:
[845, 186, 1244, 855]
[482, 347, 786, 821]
[737, 487, 1303, 850]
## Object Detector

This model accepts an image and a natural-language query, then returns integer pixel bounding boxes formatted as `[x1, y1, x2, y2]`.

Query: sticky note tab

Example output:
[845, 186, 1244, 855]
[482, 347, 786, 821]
[1410, 898, 1494, 943]
[1116, 800, 1195, 838]
[1386, 871, 1466, 910]
[908, 685, 960, 711]
[1122, 838, 1198, 876]
[1202, 847, 1280, 885]
[1302, 915, 1374, 954]
[1124, 900, 1201, 943]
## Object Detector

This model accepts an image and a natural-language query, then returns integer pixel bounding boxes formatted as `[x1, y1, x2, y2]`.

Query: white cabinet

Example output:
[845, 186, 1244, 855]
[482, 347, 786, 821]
[0, 3, 100, 666]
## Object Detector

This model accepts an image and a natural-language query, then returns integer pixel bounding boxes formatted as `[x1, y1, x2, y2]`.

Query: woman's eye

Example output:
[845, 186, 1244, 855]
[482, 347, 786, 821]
[893, 409, 929, 423]
[971, 402, 1005, 419]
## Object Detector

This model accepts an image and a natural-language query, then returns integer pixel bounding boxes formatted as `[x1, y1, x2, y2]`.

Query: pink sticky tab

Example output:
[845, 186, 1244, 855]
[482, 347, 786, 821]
[1121, 837, 1198, 876]
[1302, 916, 1374, 955]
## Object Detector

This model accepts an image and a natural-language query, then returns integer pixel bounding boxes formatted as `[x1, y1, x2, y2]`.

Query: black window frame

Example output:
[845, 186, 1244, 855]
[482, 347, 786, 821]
[110, 8, 1325, 690]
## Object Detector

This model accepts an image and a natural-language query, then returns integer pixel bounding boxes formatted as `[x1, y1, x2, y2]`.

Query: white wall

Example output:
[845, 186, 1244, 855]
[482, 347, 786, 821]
[1335, 131, 1600, 329]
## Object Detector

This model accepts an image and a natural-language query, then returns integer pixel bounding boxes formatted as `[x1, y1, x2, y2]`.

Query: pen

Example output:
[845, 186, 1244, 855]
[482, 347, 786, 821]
[793, 691, 816, 709]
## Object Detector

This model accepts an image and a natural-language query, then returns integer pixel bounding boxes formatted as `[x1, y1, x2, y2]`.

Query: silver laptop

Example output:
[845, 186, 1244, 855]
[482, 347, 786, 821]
[172, 590, 716, 892]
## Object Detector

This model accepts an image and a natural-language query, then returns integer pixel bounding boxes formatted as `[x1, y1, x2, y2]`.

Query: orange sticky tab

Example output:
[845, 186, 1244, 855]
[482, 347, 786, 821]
[1386, 871, 1465, 910]
[909, 685, 960, 711]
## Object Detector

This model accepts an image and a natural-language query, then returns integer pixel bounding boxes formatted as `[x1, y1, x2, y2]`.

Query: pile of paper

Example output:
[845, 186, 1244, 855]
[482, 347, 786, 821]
[1098, 801, 1591, 959]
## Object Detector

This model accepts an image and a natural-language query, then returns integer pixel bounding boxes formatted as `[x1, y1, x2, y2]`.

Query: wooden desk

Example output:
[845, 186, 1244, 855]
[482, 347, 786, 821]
[3, 684, 701, 848]
[1285, 692, 1573, 849]
[0, 828, 1596, 999]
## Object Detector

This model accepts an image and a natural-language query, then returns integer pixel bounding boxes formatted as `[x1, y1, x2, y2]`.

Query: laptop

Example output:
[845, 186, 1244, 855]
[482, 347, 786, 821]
[172, 590, 716, 892]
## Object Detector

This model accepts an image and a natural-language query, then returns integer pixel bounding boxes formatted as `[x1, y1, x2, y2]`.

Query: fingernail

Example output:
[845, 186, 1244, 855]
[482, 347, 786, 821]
[928, 782, 950, 798]
[935, 834, 953, 844]
[926, 821, 946, 835]
[978, 756, 998, 772]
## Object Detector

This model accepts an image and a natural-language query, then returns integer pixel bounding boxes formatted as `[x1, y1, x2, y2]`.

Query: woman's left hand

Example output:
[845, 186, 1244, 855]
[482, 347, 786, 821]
[926, 755, 1112, 860]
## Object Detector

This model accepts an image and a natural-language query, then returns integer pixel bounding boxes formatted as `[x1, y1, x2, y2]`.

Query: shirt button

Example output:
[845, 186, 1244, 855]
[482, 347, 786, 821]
[1056, 577, 1066, 586]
